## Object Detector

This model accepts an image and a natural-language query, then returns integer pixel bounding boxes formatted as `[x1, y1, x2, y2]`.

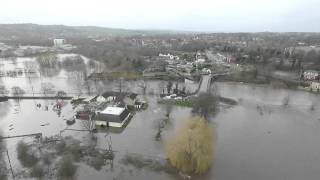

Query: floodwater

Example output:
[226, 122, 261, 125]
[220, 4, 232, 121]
[1, 56, 320, 180]
[209, 82, 320, 180]
[0, 55, 196, 179]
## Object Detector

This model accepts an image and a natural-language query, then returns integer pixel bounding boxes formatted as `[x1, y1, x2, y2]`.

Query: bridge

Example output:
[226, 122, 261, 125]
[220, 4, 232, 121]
[192, 72, 230, 95]
[198, 75, 212, 93]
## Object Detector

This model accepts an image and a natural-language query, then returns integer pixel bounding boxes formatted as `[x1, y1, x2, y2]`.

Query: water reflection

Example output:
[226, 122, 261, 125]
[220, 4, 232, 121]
[209, 82, 320, 180]
[0, 101, 11, 119]
[2, 55, 320, 179]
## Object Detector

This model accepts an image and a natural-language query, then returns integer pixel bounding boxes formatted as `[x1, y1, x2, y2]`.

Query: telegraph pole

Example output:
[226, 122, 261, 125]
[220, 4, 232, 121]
[6, 150, 15, 180]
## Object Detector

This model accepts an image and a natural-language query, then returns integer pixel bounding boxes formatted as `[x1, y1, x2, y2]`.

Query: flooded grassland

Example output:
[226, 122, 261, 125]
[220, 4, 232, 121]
[1, 56, 320, 180]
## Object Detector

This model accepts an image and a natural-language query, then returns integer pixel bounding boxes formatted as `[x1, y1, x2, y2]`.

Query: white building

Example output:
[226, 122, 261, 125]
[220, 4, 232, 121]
[53, 39, 66, 47]
[194, 58, 206, 65]
[202, 68, 212, 74]
[95, 107, 131, 128]
[304, 70, 319, 81]
[159, 53, 180, 60]
[311, 82, 320, 92]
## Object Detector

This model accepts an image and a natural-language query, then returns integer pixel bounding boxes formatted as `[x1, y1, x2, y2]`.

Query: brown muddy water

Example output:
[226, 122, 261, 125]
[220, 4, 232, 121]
[1, 56, 320, 180]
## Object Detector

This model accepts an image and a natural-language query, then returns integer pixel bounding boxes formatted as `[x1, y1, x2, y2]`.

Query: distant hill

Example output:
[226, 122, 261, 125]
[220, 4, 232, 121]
[0, 23, 193, 41]
[0, 23, 146, 40]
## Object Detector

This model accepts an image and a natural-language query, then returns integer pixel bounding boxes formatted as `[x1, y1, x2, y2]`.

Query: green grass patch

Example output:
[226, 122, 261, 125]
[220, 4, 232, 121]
[158, 99, 193, 107]
[89, 72, 142, 80]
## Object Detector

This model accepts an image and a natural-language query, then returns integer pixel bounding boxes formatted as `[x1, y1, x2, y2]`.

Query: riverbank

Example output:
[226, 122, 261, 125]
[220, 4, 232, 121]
[157, 96, 237, 107]
[216, 72, 314, 93]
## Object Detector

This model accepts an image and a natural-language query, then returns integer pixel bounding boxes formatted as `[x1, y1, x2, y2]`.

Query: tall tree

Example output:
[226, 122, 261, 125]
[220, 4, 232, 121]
[166, 116, 215, 174]
[167, 81, 173, 94]
[192, 93, 218, 120]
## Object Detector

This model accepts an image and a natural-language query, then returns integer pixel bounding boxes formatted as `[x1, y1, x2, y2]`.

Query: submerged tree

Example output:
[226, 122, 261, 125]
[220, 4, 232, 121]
[0, 85, 9, 96]
[16, 141, 39, 168]
[57, 155, 77, 180]
[41, 82, 56, 96]
[116, 77, 128, 93]
[166, 117, 215, 174]
[30, 164, 44, 179]
[56, 90, 67, 99]
[11, 86, 25, 97]
[158, 81, 166, 95]
[282, 95, 290, 107]
[192, 92, 218, 120]
[42, 152, 53, 174]
[167, 81, 173, 94]
[0, 131, 7, 180]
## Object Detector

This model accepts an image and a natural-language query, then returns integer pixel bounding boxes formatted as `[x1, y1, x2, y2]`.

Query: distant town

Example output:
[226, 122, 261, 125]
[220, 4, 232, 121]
[0, 24, 320, 180]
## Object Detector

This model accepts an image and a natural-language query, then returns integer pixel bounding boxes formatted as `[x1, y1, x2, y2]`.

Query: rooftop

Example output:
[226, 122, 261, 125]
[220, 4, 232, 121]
[101, 106, 125, 116]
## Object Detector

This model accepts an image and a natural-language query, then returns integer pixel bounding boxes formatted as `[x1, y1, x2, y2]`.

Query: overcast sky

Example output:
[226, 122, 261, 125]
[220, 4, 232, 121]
[1, 0, 320, 32]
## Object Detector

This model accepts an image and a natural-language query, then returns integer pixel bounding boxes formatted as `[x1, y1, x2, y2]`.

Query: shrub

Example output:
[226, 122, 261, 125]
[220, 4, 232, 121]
[166, 117, 215, 174]
[16, 141, 39, 168]
[55, 141, 66, 155]
[0, 133, 7, 180]
[57, 155, 77, 179]
[30, 165, 44, 179]
[192, 93, 218, 119]
[88, 155, 105, 171]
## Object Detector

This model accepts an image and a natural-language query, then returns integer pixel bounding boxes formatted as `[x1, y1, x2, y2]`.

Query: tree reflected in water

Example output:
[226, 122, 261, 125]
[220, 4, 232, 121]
[0, 101, 11, 119]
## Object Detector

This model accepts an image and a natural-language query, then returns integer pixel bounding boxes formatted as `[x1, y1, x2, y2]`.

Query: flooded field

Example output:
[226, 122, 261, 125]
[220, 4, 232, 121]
[210, 82, 320, 180]
[0, 55, 197, 179]
[1, 56, 320, 180]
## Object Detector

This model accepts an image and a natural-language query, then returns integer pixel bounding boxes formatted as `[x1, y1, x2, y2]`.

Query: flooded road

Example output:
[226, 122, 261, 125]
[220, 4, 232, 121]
[198, 75, 211, 93]
[1, 56, 320, 180]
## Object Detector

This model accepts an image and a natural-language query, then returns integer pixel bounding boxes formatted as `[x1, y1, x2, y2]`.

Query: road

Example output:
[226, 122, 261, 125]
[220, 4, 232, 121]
[198, 75, 212, 93]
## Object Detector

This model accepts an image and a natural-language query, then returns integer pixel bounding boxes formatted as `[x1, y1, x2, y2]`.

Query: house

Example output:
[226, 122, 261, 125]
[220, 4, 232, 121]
[134, 100, 147, 110]
[195, 59, 206, 65]
[159, 53, 180, 60]
[303, 70, 319, 81]
[102, 91, 126, 103]
[95, 107, 131, 127]
[202, 68, 212, 74]
[310, 82, 320, 92]
[82, 95, 98, 104]
[75, 105, 92, 119]
[71, 96, 86, 104]
[53, 39, 66, 47]
[101, 91, 139, 108]
[227, 56, 236, 64]
[123, 93, 138, 108]
[96, 95, 107, 102]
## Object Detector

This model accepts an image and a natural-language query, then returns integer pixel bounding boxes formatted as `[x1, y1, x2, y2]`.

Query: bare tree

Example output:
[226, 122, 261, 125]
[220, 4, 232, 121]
[30, 165, 44, 179]
[167, 81, 173, 94]
[282, 95, 290, 107]
[42, 152, 53, 174]
[56, 91, 67, 99]
[0, 131, 8, 180]
[41, 82, 56, 96]
[16, 141, 39, 168]
[11, 86, 25, 97]
[116, 77, 127, 93]
[57, 155, 77, 179]
[0, 85, 8, 96]
[192, 93, 218, 120]
[138, 80, 147, 95]
[158, 81, 166, 95]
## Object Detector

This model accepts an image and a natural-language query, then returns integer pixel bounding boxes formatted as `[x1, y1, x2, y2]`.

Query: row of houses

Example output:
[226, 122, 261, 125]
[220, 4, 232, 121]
[303, 70, 319, 81]
[302, 70, 320, 92]
[73, 91, 147, 128]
